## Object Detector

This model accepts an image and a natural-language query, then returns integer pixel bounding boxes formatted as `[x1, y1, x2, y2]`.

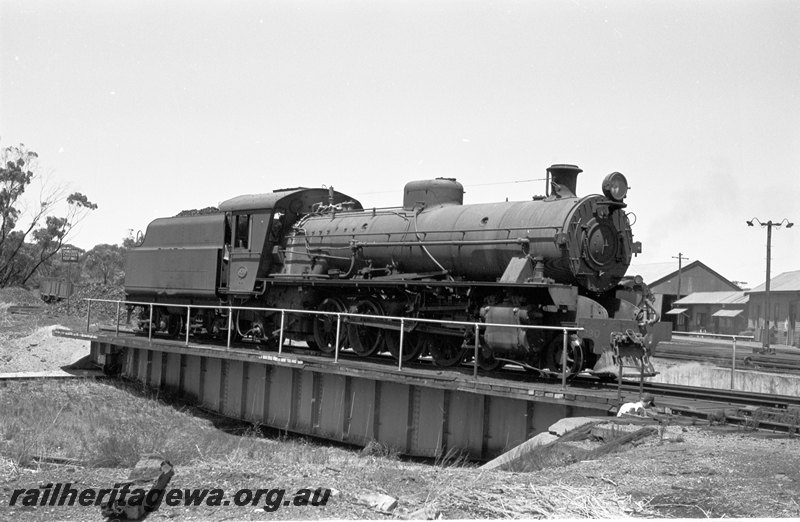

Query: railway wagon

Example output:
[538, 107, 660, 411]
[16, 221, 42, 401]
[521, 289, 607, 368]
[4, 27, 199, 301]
[39, 278, 73, 302]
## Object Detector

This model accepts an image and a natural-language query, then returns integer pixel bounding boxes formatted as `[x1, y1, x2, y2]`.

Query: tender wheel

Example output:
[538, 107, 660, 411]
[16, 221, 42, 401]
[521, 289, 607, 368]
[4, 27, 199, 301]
[347, 299, 384, 357]
[546, 334, 585, 378]
[209, 316, 227, 339]
[313, 297, 347, 354]
[165, 313, 182, 337]
[385, 328, 425, 363]
[248, 319, 268, 343]
[476, 346, 503, 371]
[428, 335, 467, 367]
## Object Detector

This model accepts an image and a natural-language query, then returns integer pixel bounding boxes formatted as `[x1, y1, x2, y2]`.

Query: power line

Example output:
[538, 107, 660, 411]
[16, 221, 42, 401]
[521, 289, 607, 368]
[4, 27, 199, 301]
[357, 178, 548, 195]
[467, 178, 547, 188]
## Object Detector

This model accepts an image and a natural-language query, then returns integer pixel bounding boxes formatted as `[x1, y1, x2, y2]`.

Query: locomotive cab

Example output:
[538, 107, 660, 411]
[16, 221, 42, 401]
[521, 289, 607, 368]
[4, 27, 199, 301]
[217, 188, 363, 296]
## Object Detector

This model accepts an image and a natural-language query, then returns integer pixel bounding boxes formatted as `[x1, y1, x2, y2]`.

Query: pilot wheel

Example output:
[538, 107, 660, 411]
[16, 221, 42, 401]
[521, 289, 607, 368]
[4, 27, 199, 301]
[546, 335, 584, 378]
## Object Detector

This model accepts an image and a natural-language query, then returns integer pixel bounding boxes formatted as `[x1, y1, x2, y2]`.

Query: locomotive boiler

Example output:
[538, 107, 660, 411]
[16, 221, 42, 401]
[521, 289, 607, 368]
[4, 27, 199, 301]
[125, 164, 660, 377]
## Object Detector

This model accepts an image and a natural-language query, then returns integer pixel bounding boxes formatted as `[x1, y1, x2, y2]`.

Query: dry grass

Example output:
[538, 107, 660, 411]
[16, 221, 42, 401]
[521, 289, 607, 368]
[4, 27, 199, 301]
[425, 475, 654, 518]
[0, 379, 658, 520]
[2, 379, 799, 520]
[0, 380, 291, 471]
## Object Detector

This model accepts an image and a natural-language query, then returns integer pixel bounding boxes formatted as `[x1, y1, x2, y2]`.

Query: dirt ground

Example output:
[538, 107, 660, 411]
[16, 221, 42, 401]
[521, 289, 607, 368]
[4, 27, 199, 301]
[0, 322, 89, 373]
[1, 295, 800, 519]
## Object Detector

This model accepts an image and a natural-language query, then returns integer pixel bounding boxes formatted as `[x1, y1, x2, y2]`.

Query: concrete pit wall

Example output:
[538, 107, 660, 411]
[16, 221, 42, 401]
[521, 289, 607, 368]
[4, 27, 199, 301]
[651, 359, 800, 396]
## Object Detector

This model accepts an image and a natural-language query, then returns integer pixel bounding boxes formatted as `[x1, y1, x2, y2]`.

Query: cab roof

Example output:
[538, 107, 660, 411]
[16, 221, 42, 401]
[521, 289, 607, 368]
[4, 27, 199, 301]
[218, 188, 362, 213]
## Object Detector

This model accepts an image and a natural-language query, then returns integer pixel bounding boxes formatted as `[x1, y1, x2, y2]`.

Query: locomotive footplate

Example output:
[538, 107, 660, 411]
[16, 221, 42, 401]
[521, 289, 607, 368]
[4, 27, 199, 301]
[258, 277, 577, 291]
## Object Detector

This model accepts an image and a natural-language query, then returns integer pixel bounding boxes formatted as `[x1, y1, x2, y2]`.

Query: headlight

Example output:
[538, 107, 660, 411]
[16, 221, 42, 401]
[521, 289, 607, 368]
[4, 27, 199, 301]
[602, 172, 628, 201]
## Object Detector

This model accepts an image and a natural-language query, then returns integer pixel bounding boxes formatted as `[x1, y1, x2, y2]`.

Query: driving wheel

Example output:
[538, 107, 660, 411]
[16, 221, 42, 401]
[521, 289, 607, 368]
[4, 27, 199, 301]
[347, 299, 384, 357]
[312, 297, 347, 354]
[385, 328, 425, 363]
[428, 335, 467, 367]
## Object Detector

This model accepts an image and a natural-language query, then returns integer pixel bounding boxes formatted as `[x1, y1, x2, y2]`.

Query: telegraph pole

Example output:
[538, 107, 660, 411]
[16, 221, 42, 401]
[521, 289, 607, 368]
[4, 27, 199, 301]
[765, 224, 772, 351]
[672, 252, 690, 301]
[747, 218, 794, 354]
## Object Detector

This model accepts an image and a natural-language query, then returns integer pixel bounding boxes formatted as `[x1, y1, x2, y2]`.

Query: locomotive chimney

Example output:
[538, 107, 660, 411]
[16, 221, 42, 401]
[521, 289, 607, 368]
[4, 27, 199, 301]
[546, 164, 582, 197]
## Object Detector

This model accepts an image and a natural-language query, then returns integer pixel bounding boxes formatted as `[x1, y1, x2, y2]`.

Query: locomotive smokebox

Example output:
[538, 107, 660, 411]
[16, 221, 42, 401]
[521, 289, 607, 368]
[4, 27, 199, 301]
[547, 164, 582, 197]
[403, 177, 464, 210]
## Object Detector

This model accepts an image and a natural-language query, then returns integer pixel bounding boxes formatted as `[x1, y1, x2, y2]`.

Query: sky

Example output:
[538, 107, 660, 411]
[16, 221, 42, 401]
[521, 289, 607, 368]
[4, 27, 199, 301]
[1, 0, 798, 289]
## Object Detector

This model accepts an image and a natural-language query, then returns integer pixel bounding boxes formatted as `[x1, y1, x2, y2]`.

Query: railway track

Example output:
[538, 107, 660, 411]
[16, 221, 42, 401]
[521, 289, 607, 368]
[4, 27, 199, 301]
[622, 381, 800, 409]
[0, 369, 104, 382]
[656, 349, 800, 373]
[656, 338, 800, 374]
[6, 305, 46, 315]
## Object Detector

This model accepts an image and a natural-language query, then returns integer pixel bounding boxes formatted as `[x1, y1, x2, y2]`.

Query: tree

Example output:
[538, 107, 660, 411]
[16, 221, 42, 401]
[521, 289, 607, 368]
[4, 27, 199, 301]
[0, 143, 97, 287]
[121, 229, 138, 250]
[84, 243, 125, 284]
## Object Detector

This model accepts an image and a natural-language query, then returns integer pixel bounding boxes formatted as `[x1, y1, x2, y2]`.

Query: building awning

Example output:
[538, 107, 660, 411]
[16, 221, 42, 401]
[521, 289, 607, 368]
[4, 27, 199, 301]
[712, 309, 744, 318]
[665, 308, 688, 315]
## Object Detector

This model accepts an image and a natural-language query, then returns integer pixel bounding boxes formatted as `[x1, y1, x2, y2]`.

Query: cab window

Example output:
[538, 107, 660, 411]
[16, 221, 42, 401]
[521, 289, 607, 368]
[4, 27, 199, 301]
[234, 214, 250, 249]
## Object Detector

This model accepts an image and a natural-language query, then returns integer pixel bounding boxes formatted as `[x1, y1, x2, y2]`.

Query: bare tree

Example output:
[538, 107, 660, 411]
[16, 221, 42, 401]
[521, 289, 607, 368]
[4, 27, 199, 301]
[0, 143, 97, 287]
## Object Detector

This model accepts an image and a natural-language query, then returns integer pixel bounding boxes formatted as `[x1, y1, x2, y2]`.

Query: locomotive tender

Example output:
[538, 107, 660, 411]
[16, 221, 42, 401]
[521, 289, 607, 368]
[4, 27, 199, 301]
[125, 164, 659, 377]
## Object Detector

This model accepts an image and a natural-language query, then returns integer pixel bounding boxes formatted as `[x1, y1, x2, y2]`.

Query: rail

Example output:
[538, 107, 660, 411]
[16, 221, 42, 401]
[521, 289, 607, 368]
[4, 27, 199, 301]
[671, 331, 755, 390]
[83, 298, 584, 390]
[672, 330, 754, 341]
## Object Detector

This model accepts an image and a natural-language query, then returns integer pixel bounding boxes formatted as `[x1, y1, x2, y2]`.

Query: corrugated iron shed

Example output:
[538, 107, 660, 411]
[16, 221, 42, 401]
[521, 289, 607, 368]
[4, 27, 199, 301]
[628, 260, 740, 291]
[747, 270, 800, 294]
[712, 309, 744, 317]
[674, 291, 748, 306]
[626, 262, 676, 286]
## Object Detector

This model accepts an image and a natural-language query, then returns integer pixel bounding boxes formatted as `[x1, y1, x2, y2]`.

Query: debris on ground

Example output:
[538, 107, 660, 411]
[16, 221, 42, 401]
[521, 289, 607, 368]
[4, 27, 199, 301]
[354, 491, 398, 513]
[400, 505, 442, 520]
[100, 455, 175, 521]
[0, 287, 42, 306]
[482, 416, 672, 473]
[49, 283, 126, 319]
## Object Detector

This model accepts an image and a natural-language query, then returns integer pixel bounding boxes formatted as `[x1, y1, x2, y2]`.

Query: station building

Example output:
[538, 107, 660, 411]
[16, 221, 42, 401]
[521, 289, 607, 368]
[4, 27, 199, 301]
[628, 260, 742, 332]
[671, 291, 748, 335]
[745, 270, 800, 347]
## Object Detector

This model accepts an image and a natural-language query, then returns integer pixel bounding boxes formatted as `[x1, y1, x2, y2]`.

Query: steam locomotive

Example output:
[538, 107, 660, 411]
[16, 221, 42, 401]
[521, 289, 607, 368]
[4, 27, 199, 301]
[125, 164, 661, 377]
